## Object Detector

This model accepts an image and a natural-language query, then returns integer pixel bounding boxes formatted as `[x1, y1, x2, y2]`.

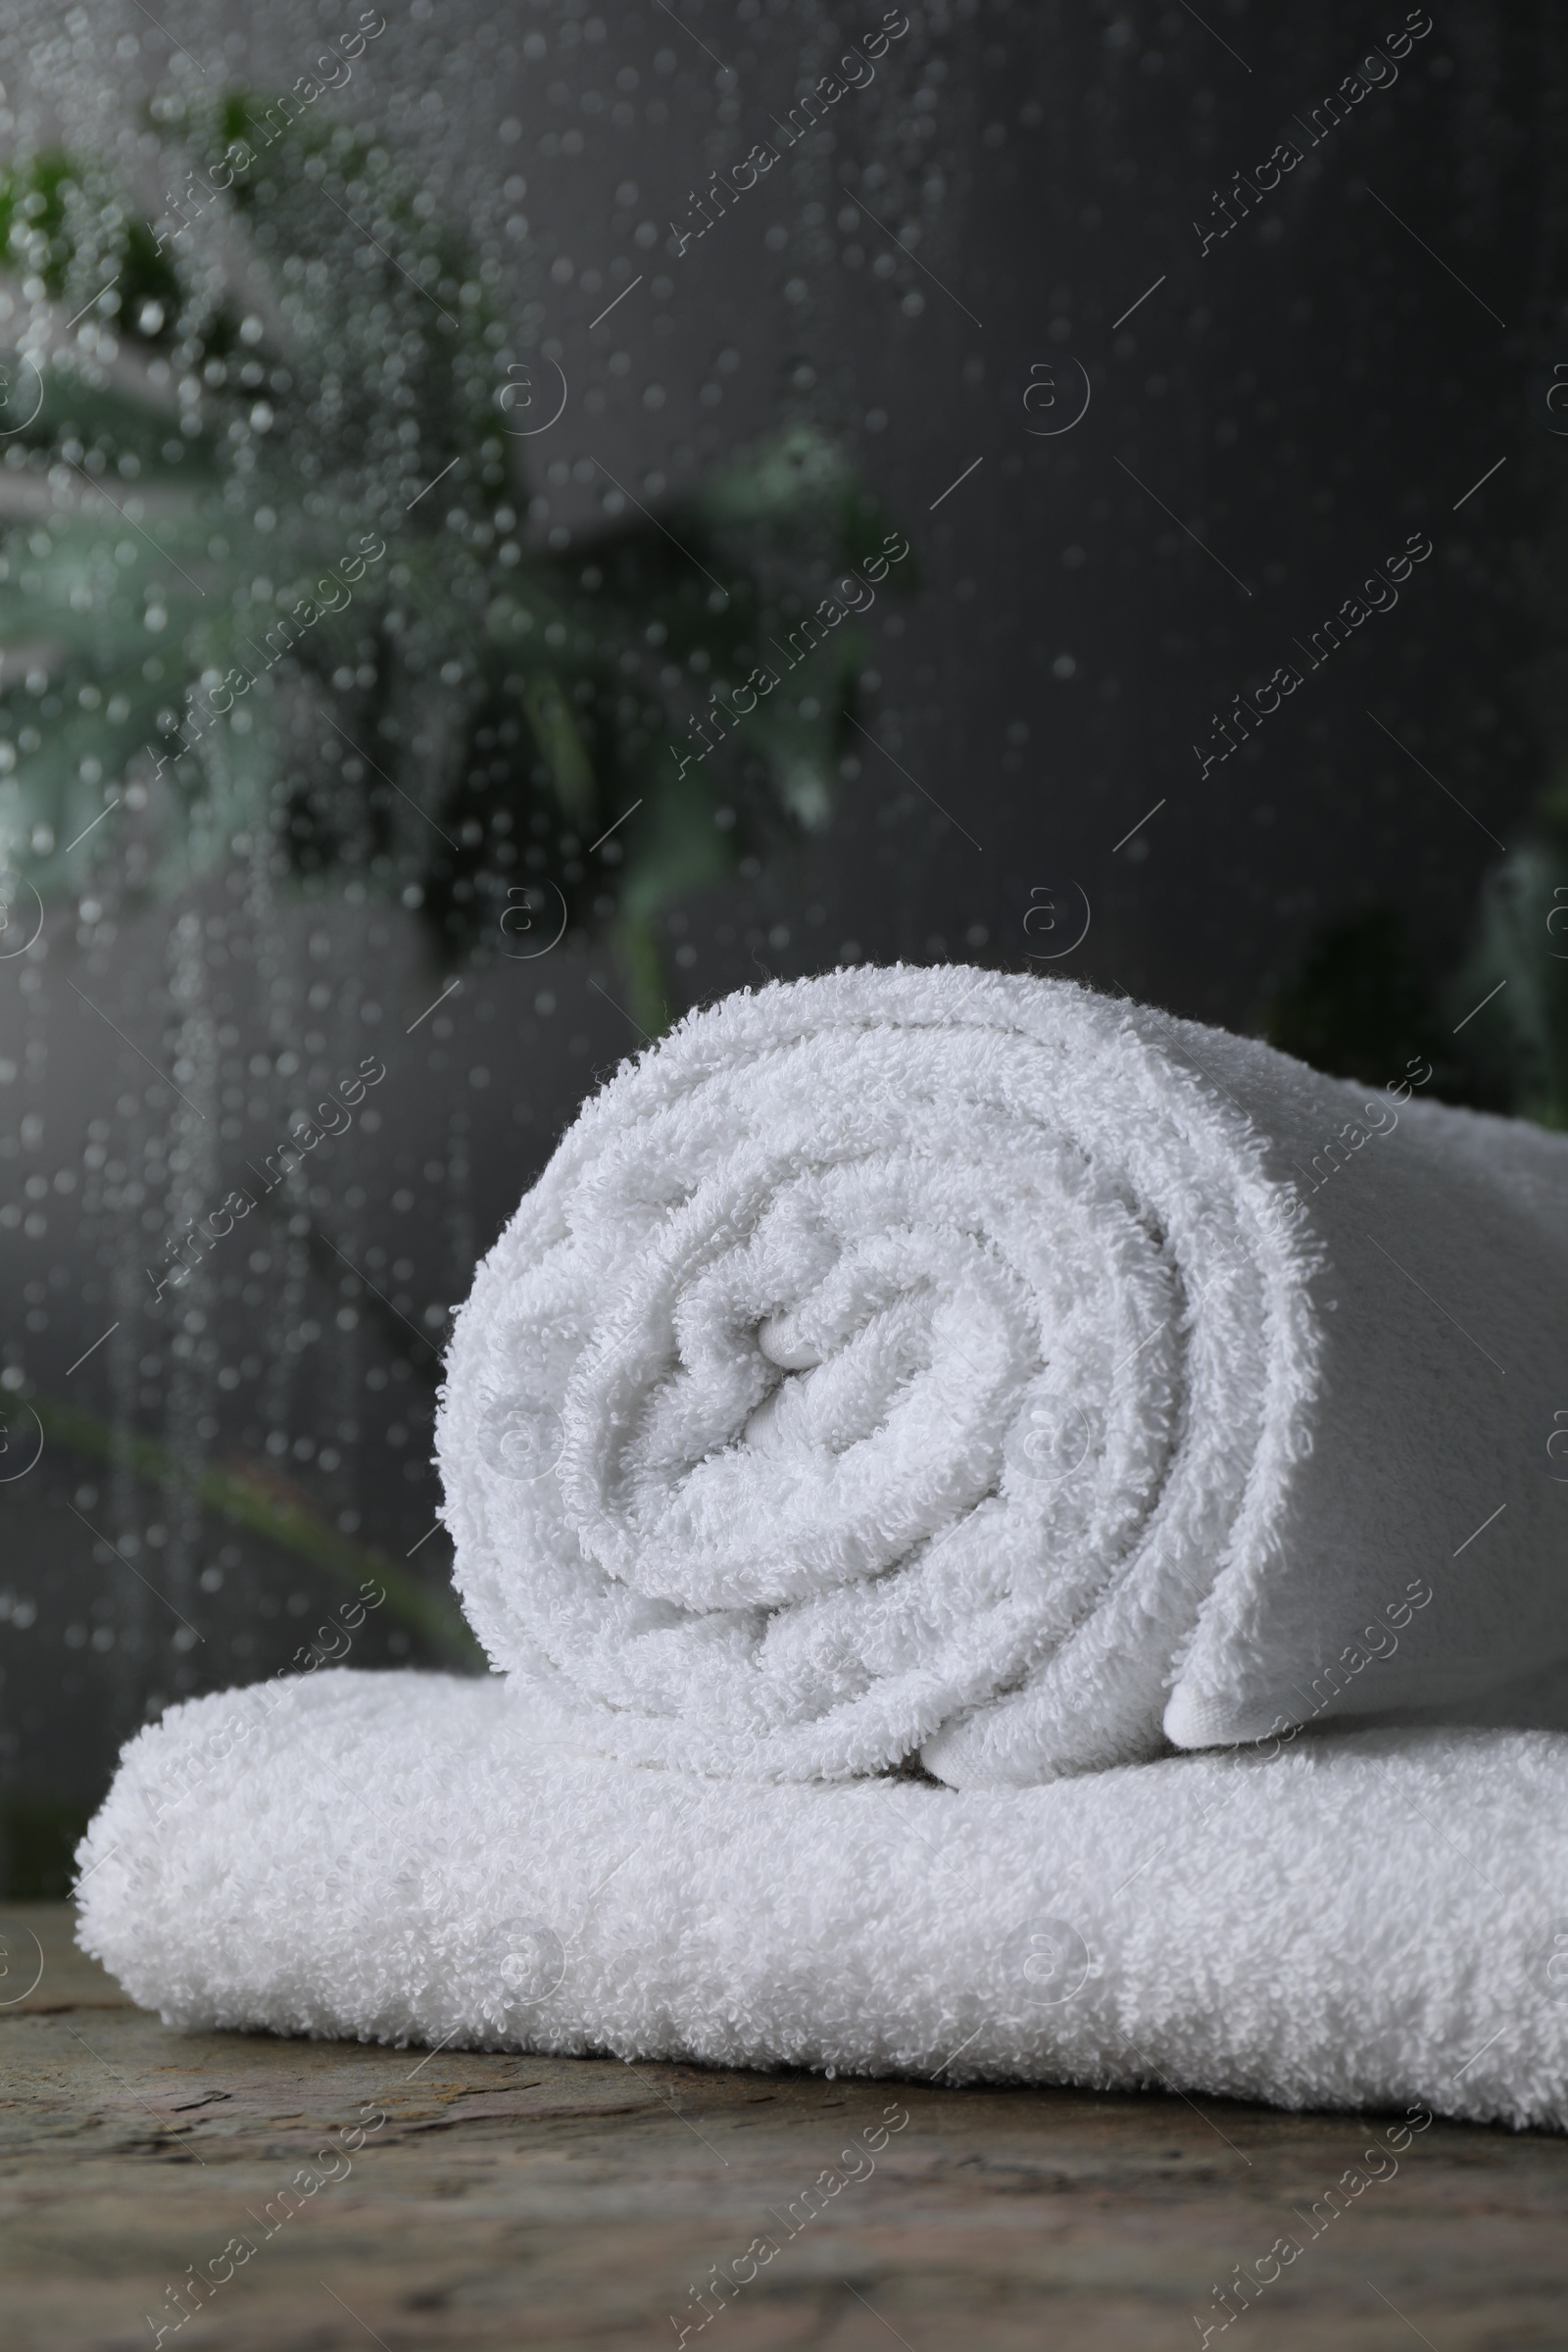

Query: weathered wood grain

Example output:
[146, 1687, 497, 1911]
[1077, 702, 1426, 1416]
[3, 1904, 1565, 2350]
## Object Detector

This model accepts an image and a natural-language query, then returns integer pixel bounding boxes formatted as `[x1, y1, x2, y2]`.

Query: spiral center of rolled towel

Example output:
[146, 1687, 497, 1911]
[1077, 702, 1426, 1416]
[561, 1162, 1080, 1609]
[439, 971, 1314, 1787]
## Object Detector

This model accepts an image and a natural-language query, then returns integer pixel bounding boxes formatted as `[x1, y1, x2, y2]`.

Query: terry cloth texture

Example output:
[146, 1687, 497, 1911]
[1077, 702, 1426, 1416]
[75, 1671, 1568, 2132]
[76, 969, 1568, 2123]
[437, 966, 1568, 1788]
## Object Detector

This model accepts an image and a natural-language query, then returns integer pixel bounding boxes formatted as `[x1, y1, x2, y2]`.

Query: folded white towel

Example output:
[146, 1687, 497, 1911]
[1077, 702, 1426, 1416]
[76, 968, 1568, 2124]
[74, 1670, 1568, 2131]
[439, 965, 1568, 1787]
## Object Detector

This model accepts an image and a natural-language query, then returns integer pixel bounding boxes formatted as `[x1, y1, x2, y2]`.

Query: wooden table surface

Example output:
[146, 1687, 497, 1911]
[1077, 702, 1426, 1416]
[4, 1902, 1566, 2352]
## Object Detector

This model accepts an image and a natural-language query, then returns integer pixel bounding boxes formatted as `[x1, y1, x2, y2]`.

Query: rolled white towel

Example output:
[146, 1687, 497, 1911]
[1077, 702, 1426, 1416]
[438, 965, 1568, 1788]
[74, 1670, 1568, 2131]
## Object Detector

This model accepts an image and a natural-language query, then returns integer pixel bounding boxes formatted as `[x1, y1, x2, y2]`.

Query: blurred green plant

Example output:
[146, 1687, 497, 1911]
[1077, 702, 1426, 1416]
[0, 110, 910, 1031]
[31, 1394, 481, 1665]
[1446, 776, 1568, 1128]
[1265, 783, 1568, 1126]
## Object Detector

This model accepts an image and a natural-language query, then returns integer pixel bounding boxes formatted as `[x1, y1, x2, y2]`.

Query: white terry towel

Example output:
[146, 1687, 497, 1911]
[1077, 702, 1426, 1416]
[438, 965, 1568, 1788]
[74, 1670, 1568, 2132]
[74, 968, 1568, 2124]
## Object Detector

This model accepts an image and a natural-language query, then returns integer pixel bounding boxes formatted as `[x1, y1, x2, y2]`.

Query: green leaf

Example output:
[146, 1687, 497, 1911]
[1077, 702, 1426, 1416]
[0, 114, 909, 1036]
[515, 670, 597, 827]
[30, 1395, 482, 1666]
